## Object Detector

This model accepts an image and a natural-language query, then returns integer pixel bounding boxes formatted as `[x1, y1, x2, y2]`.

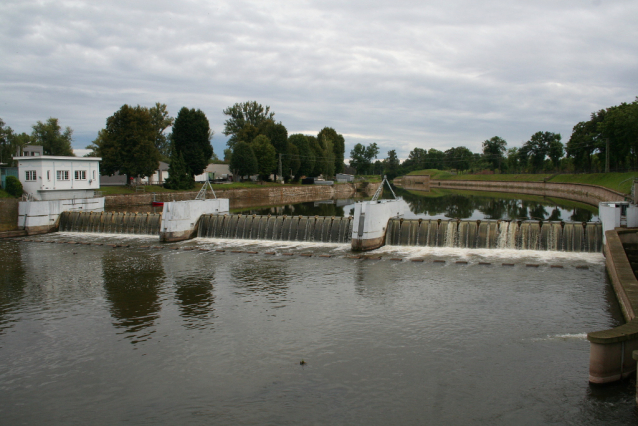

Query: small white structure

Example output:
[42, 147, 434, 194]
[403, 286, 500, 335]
[195, 163, 232, 182]
[18, 197, 105, 235]
[336, 173, 354, 183]
[16, 156, 101, 201]
[160, 199, 230, 242]
[599, 201, 638, 243]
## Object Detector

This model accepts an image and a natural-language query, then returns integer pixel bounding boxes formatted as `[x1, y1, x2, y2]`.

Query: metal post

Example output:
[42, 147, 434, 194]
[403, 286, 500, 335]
[278, 153, 283, 183]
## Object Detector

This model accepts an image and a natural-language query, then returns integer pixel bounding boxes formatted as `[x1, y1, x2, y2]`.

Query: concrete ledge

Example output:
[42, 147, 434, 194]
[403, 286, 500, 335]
[430, 180, 628, 207]
[0, 230, 27, 239]
[587, 228, 638, 384]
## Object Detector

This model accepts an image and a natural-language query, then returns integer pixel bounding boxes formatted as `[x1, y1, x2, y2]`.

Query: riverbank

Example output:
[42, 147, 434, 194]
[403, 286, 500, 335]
[0, 182, 380, 233]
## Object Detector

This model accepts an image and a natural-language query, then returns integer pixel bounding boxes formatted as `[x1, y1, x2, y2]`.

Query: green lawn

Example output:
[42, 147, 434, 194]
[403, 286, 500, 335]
[0, 189, 14, 198]
[405, 169, 638, 194]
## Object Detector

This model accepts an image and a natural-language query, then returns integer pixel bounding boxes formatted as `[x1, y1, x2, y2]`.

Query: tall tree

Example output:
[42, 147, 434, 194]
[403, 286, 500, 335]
[0, 119, 32, 166]
[31, 118, 74, 156]
[149, 103, 174, 160]
[444, 146, 473, 171]
[349, 142, 379, 174]
[384, 150, 400, 179]
[222, 101, 275, 149]
[520, 131, 563, 172]
[100, 104, 160, 182]
[482, 136, 507, 170]
[171, 107, 214, 177]
[289, 134, 315, 178]
[287, 143, 301, 180]
[317, 127, 346, 174]
[164, 145, 193, 190]
[229, 141, 258, 180]
[251, 135, 277, 180]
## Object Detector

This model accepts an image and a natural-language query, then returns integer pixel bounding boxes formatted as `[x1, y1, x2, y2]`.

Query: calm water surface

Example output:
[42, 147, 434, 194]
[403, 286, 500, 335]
[0, 233, 634, 425]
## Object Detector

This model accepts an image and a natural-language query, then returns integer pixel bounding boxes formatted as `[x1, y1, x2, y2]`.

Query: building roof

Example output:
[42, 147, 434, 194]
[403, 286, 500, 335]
[14, 155, 101, 161]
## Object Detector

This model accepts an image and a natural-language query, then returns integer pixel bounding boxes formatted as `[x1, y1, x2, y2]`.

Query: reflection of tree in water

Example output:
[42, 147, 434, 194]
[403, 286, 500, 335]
[175, 275, 215, 330]
[237, 201, 346, 218]
[231, 261, 290, 302]
[571, 208, 594, 222]
[0, 242, 26, 335]
[393, 186, 596, 221]
[102, 252, 164, 342]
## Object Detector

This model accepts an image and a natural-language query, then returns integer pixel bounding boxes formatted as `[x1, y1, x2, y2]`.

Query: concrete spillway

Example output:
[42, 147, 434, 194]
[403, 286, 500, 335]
[385, 218, 602, 252]
[58, 211, 162, 236]
[197, 214, 354, 243]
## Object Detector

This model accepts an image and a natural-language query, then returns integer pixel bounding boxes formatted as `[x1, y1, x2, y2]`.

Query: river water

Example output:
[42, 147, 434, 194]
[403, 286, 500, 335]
[1, 232, 635, 425]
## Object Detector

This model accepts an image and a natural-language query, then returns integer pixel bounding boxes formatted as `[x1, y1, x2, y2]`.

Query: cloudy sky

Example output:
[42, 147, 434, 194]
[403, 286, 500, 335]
[1, 0, 636, 161]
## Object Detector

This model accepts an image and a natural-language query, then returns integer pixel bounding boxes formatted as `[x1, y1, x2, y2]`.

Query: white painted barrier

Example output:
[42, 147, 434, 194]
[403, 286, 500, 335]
[351, 199, 405, 251]
[18, 197, 105, 234]
[599, 201, 638, 243]
[160, 199, 229, 242]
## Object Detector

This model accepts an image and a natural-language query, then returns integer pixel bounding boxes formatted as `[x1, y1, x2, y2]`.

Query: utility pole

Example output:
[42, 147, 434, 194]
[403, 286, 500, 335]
[605, 138, 610, 173]
[278, 153, 283, 183]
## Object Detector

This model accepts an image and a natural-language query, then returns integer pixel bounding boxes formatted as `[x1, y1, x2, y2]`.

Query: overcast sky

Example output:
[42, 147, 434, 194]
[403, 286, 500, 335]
[1, 0, 636, 161]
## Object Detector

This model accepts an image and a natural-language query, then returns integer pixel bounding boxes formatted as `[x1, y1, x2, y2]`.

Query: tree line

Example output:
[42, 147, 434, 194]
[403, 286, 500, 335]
[224, 101, 346, 182]
[360, 97, 638, 179]
[0, 117, 75, 165]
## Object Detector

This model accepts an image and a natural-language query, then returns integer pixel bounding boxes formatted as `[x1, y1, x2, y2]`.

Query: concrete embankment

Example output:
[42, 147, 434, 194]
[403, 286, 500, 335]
[0, 183, 380, 236]
[104, 182, 378, 208]
[430, 180, 628, 207]
[587, 229, 638, 385]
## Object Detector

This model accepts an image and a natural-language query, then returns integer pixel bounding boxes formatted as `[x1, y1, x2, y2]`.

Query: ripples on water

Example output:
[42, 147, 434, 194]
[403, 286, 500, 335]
[0, 234, 635, 425]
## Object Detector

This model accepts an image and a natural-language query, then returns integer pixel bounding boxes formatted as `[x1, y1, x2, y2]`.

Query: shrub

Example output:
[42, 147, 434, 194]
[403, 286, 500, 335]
[5, 176, 23, 198]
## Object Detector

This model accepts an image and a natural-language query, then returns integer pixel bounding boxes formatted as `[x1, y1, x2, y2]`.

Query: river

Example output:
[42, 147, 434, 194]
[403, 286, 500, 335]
[0, 226, 635, 424]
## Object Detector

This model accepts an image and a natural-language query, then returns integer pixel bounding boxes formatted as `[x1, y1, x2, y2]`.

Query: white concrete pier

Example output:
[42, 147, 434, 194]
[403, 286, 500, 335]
[18, 197, 105, 235]
[351, 199, 405, 251]
[159, 199, 229, 242]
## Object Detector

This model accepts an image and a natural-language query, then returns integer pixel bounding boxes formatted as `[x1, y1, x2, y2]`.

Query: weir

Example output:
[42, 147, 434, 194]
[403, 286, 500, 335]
[58, 211, 162, 236]
[385, 218, 603, 252]
[197, 214, 353, 243]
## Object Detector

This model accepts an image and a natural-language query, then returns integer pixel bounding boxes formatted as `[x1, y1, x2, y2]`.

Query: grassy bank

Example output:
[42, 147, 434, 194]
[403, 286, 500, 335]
[0, 189, 13, 198]
[406, 169, 638, 194]
[98, 182, 301, 195]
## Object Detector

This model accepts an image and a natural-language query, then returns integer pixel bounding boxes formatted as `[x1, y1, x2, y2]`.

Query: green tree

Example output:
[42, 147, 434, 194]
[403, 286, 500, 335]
[251, 135, 277, 180]
[229, 141, 258, 180]
[149, 103, 174, 160]
[31, 118, 74, 156]
[289, 134, 315, 178]
[384, 150, 400, 179]
[287, 142, 301, 180]
[317, 127, 346, 174]
[261, 120, 289, 179]
[0, 119, 32, 166]
[520, 131, 563, 172]
[164, 146, 193, 190]
[5, 176, 23, 197]
[307, 135, 323, 176]
[444, 146, 473, 171]
[222, 101, 275, 149]
[100, 104, 160, 182]
[482, 136, 507, 170]
[598, 99, 638, 170]
[349, 142, 379, 174]
[172, 107, 214, 177]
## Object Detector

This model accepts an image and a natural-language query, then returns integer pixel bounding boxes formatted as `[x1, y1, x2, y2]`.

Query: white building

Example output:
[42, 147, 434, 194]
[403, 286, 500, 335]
[16, 156, 101, 200]
[195, 163, 232, 182]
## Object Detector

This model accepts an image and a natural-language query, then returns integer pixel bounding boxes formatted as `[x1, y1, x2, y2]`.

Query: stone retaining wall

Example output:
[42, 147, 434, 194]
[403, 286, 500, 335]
[104, 183, 379, 207]
[431, 180, 628, 206]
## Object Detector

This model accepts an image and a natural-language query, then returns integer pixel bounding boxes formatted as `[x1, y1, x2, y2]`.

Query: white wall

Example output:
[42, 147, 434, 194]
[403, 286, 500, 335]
[17, 156, 101, 200]
[351, 199, 406, 242]
[18, 197, 105, 232]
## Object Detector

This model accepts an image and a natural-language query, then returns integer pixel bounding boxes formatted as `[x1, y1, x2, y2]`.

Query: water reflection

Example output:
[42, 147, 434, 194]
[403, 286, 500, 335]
[101, 251, 165, 343]
[0, 242, 26, 335]
[394, 186, 597, 222]
[231, 260, 290, 303]
[174, 276, 215, 330]
[235, 200, 353, 218]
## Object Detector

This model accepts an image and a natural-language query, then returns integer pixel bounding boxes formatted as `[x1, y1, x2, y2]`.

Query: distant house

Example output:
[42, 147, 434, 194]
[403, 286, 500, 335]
[16, 155, 101, 200]
[100, 162, 169, 186]
[195, 163, 232, 182]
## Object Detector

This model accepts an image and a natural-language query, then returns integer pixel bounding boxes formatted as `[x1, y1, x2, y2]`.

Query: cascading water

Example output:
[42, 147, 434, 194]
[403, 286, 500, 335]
[384, 218, 602, 252]
[197, 214, 354, 243]
[58, 211, 162, 235]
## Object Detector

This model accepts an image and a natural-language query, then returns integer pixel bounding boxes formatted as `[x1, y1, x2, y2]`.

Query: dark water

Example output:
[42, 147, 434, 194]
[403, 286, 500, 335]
[1, 235, 635, 425]
[232, 187, 599, 222]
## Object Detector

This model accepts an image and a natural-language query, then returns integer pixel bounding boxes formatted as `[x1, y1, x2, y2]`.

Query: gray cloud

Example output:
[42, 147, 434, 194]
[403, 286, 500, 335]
[1, 0, 636, 160]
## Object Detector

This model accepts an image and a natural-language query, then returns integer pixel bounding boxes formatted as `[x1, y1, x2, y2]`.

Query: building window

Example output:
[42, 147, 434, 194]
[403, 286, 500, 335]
[25, 170, 37, 181]
[57, 170, 70, 180]
[74, 170, 87, 180]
